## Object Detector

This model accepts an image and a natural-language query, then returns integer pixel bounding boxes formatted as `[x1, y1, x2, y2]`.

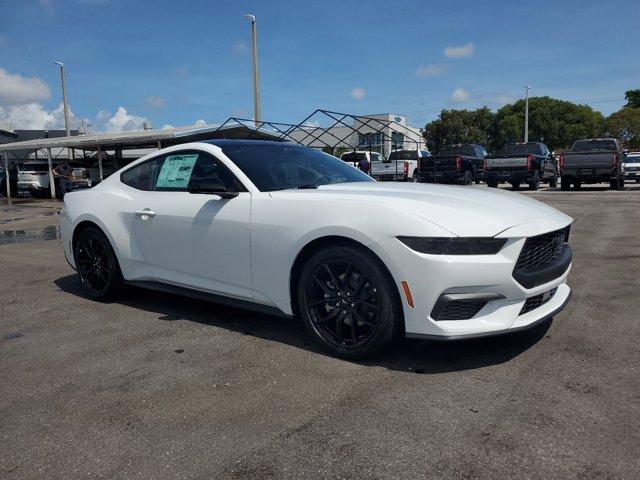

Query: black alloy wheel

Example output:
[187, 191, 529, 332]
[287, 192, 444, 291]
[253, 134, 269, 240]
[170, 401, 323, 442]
[298, 245, 402, 359]
[74, 227, 121, 300]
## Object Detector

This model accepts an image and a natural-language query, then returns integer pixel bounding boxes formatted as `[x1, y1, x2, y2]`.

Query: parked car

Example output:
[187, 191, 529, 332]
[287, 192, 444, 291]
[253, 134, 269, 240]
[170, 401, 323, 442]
[61, 139, 573, 359]
[340, 150, 384, 172]
[623, 152, 640, 182]
[17, 161, 57, 197]
[17, 161, 92, 198]
[559, 138, 625, 190]
[485, 142, 558, 190]
[370, 148, 430, 182]
[416, 143, 487, 185]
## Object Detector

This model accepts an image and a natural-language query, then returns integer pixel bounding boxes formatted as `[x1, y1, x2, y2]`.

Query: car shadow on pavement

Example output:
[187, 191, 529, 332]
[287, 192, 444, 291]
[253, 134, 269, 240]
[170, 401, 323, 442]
[55, 274, 551, 374]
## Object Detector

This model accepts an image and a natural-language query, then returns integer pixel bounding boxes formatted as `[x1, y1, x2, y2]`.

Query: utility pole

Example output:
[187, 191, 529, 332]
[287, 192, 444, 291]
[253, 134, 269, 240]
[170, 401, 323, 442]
[244, 14, 261, 125]
[54, 61, 74, 161]
[524, 85, 530, 143]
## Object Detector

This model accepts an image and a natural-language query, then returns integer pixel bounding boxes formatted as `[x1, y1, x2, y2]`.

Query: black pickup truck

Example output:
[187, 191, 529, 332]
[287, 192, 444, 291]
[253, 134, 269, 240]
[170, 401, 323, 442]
[485, 142, 558, 190]
[415, 143, 487, 185]
[559, 138, 624, 190]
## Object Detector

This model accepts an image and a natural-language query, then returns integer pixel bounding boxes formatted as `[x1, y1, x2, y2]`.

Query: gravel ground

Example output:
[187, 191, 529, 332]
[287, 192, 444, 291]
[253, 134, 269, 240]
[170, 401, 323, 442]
[1, 185, 639, 479]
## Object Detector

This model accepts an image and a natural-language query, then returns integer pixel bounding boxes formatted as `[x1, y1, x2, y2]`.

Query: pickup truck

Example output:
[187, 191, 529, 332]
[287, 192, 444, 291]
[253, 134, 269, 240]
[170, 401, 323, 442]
[485, 142, 558, 190]
[340, 150, 384, 173]
[624, 152, 640, 183]
[559, 138, 625, 190]
[370, 148, 430, 182]
[415, 143, 487, 185]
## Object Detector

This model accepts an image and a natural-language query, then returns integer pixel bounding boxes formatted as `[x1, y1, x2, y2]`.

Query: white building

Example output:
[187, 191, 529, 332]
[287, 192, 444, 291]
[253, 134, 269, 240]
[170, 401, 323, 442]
[287, 113, 424, 156]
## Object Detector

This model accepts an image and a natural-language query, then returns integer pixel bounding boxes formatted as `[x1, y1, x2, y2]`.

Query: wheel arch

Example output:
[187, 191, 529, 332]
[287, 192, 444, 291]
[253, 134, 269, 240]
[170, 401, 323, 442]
[288, 235, 404, 328]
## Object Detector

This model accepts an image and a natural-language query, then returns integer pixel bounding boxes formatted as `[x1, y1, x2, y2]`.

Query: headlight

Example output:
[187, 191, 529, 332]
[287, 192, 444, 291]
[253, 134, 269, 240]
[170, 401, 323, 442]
[397, 236, 507, 255]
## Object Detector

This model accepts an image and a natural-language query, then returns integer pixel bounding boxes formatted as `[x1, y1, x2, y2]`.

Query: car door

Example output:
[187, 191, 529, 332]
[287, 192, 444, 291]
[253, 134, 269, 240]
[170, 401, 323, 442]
[124, 149, 252, 299]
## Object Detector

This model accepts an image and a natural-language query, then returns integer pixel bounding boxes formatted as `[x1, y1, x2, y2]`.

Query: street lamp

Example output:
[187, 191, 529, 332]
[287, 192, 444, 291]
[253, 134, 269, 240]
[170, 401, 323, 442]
[53, 61, 71, 137]
[244, 13, 261, 125]
[524, 85, 531, 143]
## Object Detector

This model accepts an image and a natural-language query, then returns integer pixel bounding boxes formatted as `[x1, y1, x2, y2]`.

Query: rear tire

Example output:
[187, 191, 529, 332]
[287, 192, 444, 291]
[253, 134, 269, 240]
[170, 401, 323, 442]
[574, 180, 582, 190]
[528, 173, 540, 190]
[297, 245, 403, 359]
[73, 227, 122, 301]
[561, 176, 571, 191]
[487, 179, 499, 188]
[462, 170, 473, 185]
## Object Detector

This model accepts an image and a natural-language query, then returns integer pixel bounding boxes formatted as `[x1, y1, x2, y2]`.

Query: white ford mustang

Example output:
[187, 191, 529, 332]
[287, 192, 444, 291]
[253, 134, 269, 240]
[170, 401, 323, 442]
[60, 140, 573, 358]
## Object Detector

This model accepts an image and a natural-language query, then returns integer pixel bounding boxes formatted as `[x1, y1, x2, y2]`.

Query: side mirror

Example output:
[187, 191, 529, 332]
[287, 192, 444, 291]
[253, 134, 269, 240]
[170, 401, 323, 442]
[188, 179, 239, 199]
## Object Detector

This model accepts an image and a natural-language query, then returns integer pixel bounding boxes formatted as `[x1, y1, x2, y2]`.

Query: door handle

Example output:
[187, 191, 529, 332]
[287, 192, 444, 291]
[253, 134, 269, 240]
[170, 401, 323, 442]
[134, 209, 156, 219]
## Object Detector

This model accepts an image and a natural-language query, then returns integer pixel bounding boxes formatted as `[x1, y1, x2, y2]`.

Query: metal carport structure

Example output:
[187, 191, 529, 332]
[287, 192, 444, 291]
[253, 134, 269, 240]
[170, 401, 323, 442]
[1, 110, 425, 199]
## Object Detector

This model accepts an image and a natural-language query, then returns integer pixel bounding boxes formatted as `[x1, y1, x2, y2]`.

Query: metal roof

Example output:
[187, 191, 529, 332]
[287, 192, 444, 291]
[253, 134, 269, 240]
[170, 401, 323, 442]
[0, 122, 283, 152]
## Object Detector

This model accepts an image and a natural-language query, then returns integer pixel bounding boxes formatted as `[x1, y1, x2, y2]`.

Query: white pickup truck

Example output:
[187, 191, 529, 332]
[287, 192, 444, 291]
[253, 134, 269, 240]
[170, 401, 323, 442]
[624, 152, 640, 182]
[370, 148, 430, 182]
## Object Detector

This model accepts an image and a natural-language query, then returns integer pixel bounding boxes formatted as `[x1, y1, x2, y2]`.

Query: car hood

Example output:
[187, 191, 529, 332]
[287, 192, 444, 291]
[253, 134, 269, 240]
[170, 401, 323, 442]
[271, 182, 572, 237]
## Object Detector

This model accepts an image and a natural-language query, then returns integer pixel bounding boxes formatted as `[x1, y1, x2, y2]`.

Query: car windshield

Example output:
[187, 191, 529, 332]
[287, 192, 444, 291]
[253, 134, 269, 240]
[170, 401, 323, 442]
[18, 163, 51, 173]
[498, 143, 542, 155]
[389, 150, 418, 160]
[572, 140, 618, 152]
[221, 144, 374, 192]
[439, 145, 475, 156]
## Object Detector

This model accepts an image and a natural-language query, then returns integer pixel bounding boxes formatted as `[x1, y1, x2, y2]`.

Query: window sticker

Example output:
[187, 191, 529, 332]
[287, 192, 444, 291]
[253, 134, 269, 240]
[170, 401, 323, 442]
[155, 154, 198, 189]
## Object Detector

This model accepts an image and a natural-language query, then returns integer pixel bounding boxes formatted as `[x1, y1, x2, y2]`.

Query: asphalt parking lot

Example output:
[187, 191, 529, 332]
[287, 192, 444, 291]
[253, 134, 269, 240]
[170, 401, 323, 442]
[1, 184, 639, 479]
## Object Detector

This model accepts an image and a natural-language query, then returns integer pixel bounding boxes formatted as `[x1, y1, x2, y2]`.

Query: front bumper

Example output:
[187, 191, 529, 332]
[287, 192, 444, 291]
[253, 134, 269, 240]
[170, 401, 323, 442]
[370, 235, 572, 338]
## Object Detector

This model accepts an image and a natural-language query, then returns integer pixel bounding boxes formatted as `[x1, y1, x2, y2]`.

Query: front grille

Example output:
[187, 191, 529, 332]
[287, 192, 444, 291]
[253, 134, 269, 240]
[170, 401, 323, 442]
[520, 288, 557, 315]
[515, 227, 569, 271]
[434, 299, 487, 320]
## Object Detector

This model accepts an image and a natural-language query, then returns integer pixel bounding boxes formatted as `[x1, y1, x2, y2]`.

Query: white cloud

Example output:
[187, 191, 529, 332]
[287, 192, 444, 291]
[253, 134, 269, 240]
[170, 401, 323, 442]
[194, 119, 206, 126]
[451, 88, 470, 103]
[444, 42, 475, 58]
[0, 102, 86, 130]
[350, 87, 365, 100]
[416, 64, 448, 78]
[143, 95, 166, 108]
[233, 41, 248, 54]
[161, 123, 175, 130]
[0, 68, 51, 104]
[104, 106, 148, 133]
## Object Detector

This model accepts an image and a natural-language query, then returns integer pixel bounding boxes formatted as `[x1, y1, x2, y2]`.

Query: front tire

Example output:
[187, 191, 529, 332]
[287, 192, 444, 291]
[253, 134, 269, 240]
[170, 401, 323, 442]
[297, 245, 403, 359]
[528, 172, 540, 190]
[462, 170, 473, 185]
[73, 227, 122, 301]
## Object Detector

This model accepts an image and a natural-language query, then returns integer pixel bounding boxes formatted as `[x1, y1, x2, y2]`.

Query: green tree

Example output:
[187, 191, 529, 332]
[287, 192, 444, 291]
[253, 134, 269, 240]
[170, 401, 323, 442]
[604, 107, 640, 149]
[423, 107, 495, 154]
[493, 97, 605, 151]
[624, 89, 640, 109]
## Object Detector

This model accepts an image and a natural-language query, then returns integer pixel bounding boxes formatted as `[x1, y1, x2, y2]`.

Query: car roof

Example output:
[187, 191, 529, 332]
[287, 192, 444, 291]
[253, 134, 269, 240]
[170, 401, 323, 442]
[202, 139, 293, 148]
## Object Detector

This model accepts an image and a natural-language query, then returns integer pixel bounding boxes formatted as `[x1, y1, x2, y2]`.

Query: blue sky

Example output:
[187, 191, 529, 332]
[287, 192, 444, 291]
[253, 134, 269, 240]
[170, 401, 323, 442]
[0, 0, 638, 132]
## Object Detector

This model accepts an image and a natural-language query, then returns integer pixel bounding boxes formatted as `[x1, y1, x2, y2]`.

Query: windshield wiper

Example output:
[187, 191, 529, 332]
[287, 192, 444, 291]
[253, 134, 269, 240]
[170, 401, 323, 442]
[296, 184, 319, 189]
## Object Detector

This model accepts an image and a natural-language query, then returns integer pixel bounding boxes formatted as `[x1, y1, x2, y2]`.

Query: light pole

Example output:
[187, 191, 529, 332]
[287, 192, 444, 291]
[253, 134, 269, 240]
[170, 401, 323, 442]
[53, 61, 71, 137]
[54, 61, 74, 164]
[244, 13, 261, 125]
[524, 85, 530, 143]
